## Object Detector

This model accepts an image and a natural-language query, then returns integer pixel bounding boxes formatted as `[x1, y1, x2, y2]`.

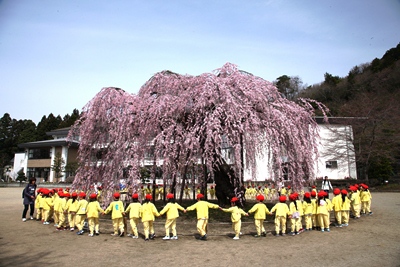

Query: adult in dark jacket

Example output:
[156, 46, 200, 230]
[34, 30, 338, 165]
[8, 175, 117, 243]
[22, 177, 37, 221]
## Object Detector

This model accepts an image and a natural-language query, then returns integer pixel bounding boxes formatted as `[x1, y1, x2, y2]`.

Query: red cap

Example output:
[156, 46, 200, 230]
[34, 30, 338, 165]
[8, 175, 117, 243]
[42, 189, 50, 195]
[341, 189, 348, 195]
[72, 192, 78, 197]
[145, 194, 152, 200]
[89, 193, 97, 199]
[279, 195, 286, 202]
[132, 193, 139, 199]
[317, 191, 325, 198]
[79, 192, 86, 198]
[64, 193, 71, 198]
[333, 188, 341, 195]
[256, 194, 265, 201]
[231, 197, 239, 202]
[304, 192, 311, 198]
[312, 185, 316, 188]
[166, 193, 174, 199]
[58, 191, 64, 197]
[289, 194, 297, 201]
[196, 193, 204, 199]
[113, 192, 120, 199]
[287, 186, 291, 189]
[361, 184, 368, 189]
[311, 191, 316, 197]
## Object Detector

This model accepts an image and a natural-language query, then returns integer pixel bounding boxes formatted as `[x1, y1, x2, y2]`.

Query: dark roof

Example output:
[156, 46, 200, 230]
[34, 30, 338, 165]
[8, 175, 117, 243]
[46, 127, 72, 136]
[315, 116, 368, 124]
[18, 138, 79, 149]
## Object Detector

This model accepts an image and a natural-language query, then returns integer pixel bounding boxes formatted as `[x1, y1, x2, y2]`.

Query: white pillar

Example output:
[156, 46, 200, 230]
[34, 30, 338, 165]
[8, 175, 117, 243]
[61, 146, 68, 182]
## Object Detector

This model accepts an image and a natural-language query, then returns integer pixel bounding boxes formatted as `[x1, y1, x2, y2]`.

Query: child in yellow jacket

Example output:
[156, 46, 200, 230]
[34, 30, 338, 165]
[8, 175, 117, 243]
[56, 192, 68, 230]
[302, 192, 313, 231]
[340, 189, 351, 227]
[331, 188, 343, 227]
[124, 193, 142, 239]
[220, 197, 248, 240]
[311, 191, 318, 229]
[288, 193, 304, 235]
[271, 195, 290, 236]
[86, 193, 104, 236]
[317, 191, 332, 232]
[248, 194, 270, 237]
[41, 189, 53, 225]
[159, 193, 185, 240]
[349, 186, 361, 218]
[185, 193, 219, 241]
[360, 184, 373, 215]
[103, 192, 125, 237]
[141, 194, 160, 241]
[35, 189, 43, 221]
[76, 192, 88, 235]
[66, 192, 79, 231]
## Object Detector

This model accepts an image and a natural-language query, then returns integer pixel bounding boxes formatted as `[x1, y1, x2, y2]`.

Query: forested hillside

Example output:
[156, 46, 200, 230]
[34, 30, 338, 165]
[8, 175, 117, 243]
[298, 43, 400, 182]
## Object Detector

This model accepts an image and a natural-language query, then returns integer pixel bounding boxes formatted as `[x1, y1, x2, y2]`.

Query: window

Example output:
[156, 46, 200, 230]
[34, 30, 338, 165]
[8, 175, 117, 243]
[326, 161, 338, 169]
[28, 148, 51, 159]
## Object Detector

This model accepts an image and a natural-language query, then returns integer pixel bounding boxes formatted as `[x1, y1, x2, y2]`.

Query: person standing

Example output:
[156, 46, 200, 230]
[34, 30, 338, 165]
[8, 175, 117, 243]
[185, 193, 219, 241]
[159, 193, 185, 240]
[22, 177, 37, 221]
[219, 197, 248, 240]
[141, 194, 160, 241]
[248, 194, 270, 237]
[321, 176, 333, 196]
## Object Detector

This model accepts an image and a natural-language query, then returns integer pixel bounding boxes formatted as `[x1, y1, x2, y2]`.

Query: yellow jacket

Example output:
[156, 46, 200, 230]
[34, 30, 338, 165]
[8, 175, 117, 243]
[289, 200, 304, 216]
[360, 190, 372, 202]
[222, 206, 247, 222]
[303, 201, 313, 215]
[35, 194, 43, 209]
[186, 200, 219, 219]
[159, 202, 185, 220]
[141, 202, 160, 222]
[311, 198, 318, 215]
[53, 197, 62, 213]
[270, 202, 290, 217]
[317, 199, 332, 215]
[104, 200, 124, 219]
[76, 199, 88, 215]
[331, 195, 343, 212]
[125, 203, 142, 219]
[350, 191, 361, 205]
[42, 197, 53, 211]
[248, 203, 270, 220]
[341, 197, 351, 211]
[66, 198, 79, 213]
[86, 201, 104, 218]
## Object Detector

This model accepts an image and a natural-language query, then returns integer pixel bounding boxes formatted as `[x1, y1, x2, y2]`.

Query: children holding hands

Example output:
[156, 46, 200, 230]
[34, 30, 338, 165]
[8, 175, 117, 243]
[185, 193, 219, 241]
[248, 194, 270, 237]
[102, 192, 125, 237]
[124, 193, 142, 239]
[159, 193, 185, 240]
[219, 196, 248, 240]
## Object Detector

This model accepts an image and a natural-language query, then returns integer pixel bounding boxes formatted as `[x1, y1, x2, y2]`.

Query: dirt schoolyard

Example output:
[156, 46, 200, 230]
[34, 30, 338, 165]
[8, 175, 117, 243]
[0, 188, 399, 267]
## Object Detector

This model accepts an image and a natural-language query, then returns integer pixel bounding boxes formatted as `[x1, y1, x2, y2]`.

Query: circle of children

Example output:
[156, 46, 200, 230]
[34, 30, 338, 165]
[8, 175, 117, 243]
[25, 182, 372, 241]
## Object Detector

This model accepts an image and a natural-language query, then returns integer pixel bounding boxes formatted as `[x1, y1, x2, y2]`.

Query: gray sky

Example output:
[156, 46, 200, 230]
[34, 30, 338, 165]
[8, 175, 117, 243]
[1, 0, 399, 124]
